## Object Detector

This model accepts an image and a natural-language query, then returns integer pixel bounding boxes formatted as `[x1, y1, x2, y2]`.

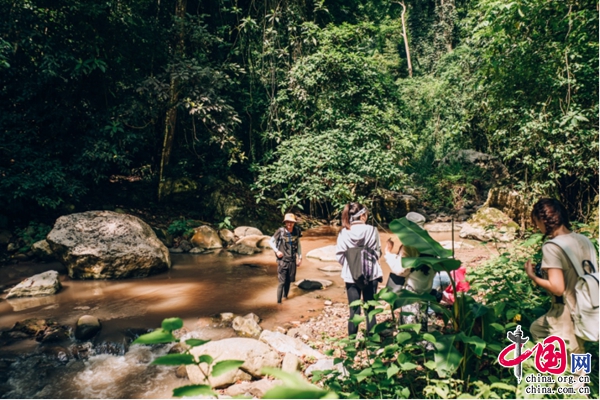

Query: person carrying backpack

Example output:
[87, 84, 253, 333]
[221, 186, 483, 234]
[336, 202, 383, 336]
[524, 198, 599, 354]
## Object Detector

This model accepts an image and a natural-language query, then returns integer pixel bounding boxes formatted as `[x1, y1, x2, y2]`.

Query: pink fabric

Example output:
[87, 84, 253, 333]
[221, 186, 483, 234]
[441, 266, 470, 305]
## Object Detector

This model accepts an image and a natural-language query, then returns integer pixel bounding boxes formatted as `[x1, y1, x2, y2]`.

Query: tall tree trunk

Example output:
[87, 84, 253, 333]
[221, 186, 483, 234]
[158, 0, 187, 202]
[398, 2, 413, 78]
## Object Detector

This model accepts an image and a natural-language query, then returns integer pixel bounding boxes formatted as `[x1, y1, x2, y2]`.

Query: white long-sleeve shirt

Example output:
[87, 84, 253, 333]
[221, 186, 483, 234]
[336, 223, 383, 284]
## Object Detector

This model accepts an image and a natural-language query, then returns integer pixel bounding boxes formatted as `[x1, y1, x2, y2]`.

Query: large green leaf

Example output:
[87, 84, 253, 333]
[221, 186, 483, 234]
[389, 218, 452, 258]
[132, 329, 177, 345]
[161, 317, 183, 332]
[400, 256, 461, 272]
[456, 332, 486, 357]
[432, 333, 463, 378]
[152, 353, 195, 365]
[211, 360, 244, 377]
[172, 385, 215, 397]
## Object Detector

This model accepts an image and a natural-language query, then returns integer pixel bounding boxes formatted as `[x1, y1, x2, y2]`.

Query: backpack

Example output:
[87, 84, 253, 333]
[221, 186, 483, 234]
[345, 226, 378, 289]
[547, 235, 599, 342]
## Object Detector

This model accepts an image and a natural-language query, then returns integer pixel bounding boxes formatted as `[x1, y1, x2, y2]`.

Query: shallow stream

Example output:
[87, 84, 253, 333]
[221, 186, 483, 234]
[0, 228, 486, 398]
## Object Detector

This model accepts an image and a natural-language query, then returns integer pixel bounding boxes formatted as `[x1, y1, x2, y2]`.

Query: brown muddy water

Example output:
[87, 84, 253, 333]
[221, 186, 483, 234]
[0, 228, 491, 398]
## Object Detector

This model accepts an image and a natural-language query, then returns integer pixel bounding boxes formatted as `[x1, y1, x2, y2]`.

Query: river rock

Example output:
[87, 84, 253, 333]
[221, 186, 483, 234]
[259, 330, 324, 360]
[39, 325, 71, 343]
[187, 338, 281, 388]
[31, 240, 54, 260]
[459, 206, 519, 242]
[235, 234, 271, 249]
[232, 314, 262, 338]
[218, 229, 236, 246]
[191, 226, 223, 250]
[46, 211, 171, 279]
[306, 245, 337, 261]
[75, 315, 101, 341]
[297, 280, 323, 291]
[6, 270, 61, 298]
[228, 243, 260, 255]
[294, 278, 332, 289]
[234, 226, 263, 238]
[175, 365, 188, 379]
[281, 353, 301, 373]
[179, 239, 192, 252]
[317, 265, 342, 273]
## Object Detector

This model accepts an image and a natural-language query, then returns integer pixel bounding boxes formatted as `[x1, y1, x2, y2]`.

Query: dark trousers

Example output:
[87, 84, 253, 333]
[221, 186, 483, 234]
[345, 280, 378, 336]
[277, 258, 296, 303]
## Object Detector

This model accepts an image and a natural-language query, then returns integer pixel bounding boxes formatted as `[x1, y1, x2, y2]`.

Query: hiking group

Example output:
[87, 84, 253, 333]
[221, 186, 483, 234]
[270, 198, 598, 358]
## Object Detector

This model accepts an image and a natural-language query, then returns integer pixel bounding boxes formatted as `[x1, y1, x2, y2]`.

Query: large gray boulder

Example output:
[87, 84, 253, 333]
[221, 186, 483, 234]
[47, 211, 171, 279]
[6, 270, 62, 298]
[191, 226, 223, 250]
[259, 330, 324, 360]
[187, 338, 282, 388]
[459, 207, 519, 242]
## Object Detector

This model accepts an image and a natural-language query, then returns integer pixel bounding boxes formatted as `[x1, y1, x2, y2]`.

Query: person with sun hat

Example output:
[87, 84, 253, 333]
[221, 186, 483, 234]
[269, 213, 303, 304]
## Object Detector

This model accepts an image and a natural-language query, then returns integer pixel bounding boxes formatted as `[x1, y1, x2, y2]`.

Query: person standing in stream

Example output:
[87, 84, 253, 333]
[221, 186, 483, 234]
[269, 213, 303, 304]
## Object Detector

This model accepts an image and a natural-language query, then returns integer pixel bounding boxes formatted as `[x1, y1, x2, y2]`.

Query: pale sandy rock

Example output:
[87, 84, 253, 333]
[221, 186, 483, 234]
[317, 265, 342, 272]
[232, 315, 262, 338]
[235, 234, 270, 248]
[306, 245, 337, 261]
[7, 270, 61, 298]
[282, 353, 301, 373]
[218, 229, 236, 246]
[234, 226, 263, 238]
[228, 243, 260, 255]
[46, 211, 170, 279]
[187, 338, 282, 388]
[259, 330, 324, 359]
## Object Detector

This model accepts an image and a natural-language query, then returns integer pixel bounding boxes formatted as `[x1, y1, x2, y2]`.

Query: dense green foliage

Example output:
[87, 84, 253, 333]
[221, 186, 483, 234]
[1, 0, 597, 224]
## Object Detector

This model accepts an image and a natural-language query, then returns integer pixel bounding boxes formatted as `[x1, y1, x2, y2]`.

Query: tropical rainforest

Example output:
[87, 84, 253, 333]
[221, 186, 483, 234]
[0, 0, 598, 228]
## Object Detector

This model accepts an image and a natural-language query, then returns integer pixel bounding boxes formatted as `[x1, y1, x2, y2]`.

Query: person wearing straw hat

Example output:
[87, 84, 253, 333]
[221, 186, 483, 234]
[269, 213, 303, 304]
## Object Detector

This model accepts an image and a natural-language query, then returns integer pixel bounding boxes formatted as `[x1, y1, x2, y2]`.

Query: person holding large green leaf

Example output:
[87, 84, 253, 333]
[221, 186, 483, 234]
[384, 212, 436, 326]
[336, 202, 383, 336]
